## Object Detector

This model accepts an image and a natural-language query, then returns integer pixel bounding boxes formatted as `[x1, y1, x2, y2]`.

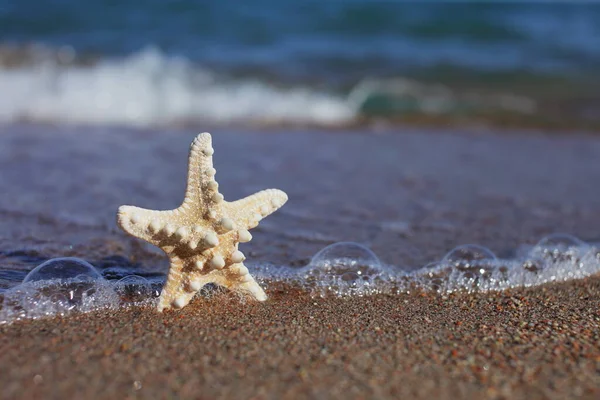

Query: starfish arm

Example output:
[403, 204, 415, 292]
[227, 276, 267, 301]
[222, 262, 267, 301]
[223, 189, 288, 230]
[117, 205, 183, 244]
[157, 256, 188, 311]
[183, 132, 222, 208]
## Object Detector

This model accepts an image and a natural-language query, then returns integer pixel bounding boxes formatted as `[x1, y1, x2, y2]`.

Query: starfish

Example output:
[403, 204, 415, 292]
[117, 132, 288, 311]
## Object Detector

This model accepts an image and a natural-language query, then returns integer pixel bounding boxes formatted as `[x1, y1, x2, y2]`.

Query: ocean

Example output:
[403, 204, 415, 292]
[3, 4, 600, 397]
[1, 1, 600, 322]
[2, 125, 600, 323]
[1, 1, 599, 127]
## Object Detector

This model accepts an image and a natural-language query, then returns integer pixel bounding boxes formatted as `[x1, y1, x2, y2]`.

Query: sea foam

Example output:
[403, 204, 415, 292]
[254, 234, 600, 297]
[0, 46, 538, 128]
[1, 233, 599, 324]
[0, 47, 355, 127]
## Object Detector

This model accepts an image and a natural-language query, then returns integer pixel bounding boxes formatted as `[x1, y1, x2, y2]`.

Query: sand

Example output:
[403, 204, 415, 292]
[0, 279, 599, 400]
[1, 125, 600, 399]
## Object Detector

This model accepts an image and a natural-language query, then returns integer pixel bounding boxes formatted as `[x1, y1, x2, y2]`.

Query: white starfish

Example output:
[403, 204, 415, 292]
[117, 132, 288, 311]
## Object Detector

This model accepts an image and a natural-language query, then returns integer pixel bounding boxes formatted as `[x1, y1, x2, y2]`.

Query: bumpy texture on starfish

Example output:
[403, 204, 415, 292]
[117, 132, 288, 311]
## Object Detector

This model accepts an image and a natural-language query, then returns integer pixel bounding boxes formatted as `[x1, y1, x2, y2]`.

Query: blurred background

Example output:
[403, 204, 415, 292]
[0, 1, 599, 131]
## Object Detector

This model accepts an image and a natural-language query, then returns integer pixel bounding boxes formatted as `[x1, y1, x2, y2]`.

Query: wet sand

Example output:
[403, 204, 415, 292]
[1, 279, 599, 399]
[1, 124, 600, 398]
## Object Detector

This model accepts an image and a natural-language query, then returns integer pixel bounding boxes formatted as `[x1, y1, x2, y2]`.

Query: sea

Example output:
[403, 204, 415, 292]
[1, 2, 600, 323]
[1, 1, 599, 127]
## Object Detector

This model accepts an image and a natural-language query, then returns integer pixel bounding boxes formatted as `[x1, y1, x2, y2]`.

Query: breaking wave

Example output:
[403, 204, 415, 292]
[0, 46, 538, 128]
[0, 47, 356, 127]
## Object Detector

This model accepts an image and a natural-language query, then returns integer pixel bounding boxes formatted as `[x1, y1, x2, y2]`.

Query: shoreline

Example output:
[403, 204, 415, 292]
[1, 278, 599, 399]
[1, 124, 600, 398]
[4, 115, 600, 137]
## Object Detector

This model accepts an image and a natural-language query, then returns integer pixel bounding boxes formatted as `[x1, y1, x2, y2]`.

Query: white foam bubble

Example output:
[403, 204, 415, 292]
[0, 258, 155, 324]
[254, 234, 600, 297]
[114, 275, 157, 303]
[300, 242, 392, 296]
[3, 233, 599, 324]
[0, 278, 120, 323]
[0, 47, 355, 127]
[23, 257, 102, 283]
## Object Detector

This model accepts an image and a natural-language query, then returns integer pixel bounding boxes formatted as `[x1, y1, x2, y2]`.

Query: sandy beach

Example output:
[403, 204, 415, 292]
[3, 3, 600, 399]
[1, 278, 599, 399]
[0, 125, 599, 399]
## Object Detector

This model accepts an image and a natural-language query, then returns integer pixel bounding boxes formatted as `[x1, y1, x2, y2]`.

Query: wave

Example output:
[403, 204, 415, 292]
[0, 47, 356, 127]
[0, 46, 540, 128]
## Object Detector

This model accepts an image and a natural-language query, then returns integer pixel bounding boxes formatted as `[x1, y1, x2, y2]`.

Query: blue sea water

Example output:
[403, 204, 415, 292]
[0, 1, 599, 126]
